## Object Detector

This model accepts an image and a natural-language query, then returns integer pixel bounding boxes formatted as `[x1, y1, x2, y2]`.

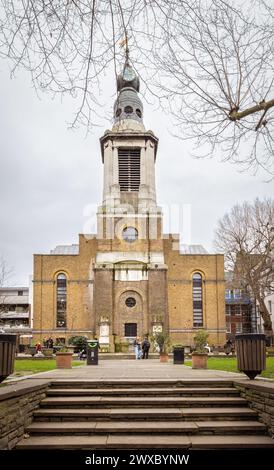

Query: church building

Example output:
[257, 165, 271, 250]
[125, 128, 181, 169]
[32, 60, 226, 351]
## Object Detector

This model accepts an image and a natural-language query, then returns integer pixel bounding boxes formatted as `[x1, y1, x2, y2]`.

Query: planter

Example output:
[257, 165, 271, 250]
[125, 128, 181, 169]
[191, 352, 208, 369]
[55, 352, 73, 369]
[173, 347, 184, 364]
[120, 342, 129, 353]
[42, 348, 54, 357]
[235, 333, 266, 379]
[159, 353, 169, 363]
[0, 334, 17, 383]
[26, 346, 37, 356]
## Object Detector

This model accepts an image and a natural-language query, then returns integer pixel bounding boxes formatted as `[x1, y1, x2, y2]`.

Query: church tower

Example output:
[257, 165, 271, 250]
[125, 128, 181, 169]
[32, 57, 226, 351]
[94, 59, 168, 345]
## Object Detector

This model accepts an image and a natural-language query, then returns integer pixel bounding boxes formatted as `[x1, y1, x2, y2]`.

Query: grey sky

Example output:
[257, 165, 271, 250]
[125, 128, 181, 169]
[0, 66, 273, 286]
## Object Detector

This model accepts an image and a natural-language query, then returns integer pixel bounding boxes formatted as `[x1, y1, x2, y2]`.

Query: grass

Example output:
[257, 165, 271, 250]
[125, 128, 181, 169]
[185, 356, 274, 379]
[13, 359, 83, 375]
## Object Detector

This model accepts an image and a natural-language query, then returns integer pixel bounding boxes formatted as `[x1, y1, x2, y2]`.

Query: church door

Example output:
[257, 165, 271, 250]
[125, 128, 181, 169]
[124, 323, 137, 337]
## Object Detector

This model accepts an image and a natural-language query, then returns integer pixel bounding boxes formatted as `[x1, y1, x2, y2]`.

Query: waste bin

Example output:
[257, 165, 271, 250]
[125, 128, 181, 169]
[173, 346, 184, 364]
[235, 333, 266, 379]
[87, 339, 99, 365]
[0, 334, 17, 383]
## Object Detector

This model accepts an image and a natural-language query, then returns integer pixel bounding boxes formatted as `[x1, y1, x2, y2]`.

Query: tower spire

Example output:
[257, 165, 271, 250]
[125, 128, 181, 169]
[114, 36, 143, 126]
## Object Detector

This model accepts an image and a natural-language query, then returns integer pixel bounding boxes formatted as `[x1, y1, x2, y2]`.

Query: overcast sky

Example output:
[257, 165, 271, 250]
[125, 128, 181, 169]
[0, 65, 273, 286]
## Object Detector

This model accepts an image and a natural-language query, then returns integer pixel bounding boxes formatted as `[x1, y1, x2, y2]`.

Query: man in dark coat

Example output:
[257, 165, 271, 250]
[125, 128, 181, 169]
[142, 337, 150, 359]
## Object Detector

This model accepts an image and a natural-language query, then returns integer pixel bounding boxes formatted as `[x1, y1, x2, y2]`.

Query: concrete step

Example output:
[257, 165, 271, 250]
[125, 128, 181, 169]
[49, 379, 234, 389]
[16, 434, 274, 449]
[40, 396, 247, 408]
[46, 387, 240, 397]
[53, 380, 236, 388]
[26, 420, 267, 435]
[33, 406, 257, 421]
[189, 435, 274, 449]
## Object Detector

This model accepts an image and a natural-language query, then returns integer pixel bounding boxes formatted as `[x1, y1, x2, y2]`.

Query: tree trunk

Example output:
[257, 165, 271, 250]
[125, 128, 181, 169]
[257, 296, 273, 339]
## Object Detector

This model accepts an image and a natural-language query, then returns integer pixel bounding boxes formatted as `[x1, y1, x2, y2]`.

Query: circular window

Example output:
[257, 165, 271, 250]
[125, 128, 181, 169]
[136, 109, 142, 118]
[125, 297, 136, 308]
[124, 105, 133, 114]
[116, 108, 122, 117]
[122, 226, 138, 242]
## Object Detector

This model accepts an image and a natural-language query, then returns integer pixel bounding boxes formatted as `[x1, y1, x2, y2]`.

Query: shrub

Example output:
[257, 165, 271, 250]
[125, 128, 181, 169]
[193, 330, 209, 353]
[68, 336, 88, 353]
[153, 330, 170, 354]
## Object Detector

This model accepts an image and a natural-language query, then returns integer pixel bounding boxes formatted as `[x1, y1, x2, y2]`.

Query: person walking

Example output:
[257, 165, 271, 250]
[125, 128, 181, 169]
[142, 336, 150, 359]
[134, 336, 142, 360]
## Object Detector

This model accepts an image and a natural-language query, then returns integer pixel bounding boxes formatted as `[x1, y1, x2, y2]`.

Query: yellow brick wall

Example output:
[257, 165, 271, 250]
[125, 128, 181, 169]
[33, 236, 98, 343]
[33, 231, 226, 348]
[164, 236, 226, 347]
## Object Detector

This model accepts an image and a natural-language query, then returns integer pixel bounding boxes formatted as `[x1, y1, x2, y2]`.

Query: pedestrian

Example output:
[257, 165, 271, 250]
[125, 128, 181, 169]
[134, 336, 142, 360]
[35, 342, 42, 353]
[142, 336, 150, 359]
[224, 339, 232, 355]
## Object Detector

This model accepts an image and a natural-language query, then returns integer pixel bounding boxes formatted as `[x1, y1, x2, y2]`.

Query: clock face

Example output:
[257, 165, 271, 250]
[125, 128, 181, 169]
[123, 66, 135, 82]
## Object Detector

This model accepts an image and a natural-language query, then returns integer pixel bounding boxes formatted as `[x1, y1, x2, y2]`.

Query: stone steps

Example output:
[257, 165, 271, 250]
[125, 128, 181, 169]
[26, 420, 267, 435]
[49, 379, 235, 389]
[33, 406, 257, 421]
[16, 434, 274, 450]
[16, 379, 274, 449]
[46, 387, 240, 397]
[39, 396, 247, 408]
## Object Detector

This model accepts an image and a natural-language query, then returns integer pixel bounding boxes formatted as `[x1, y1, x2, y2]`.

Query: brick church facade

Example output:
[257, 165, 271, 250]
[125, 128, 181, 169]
[32, 60, 226, 351]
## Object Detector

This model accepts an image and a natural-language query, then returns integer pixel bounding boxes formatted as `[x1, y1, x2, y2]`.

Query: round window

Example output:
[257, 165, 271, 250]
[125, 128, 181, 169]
[124, 105, 133, 114]
[122, 227, 138, 242]
[125, 297, 136, 308]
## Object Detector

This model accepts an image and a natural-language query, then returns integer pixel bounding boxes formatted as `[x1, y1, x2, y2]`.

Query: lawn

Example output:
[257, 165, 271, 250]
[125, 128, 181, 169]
[185, 356, 274, 379]
[13, 359, 83, 375]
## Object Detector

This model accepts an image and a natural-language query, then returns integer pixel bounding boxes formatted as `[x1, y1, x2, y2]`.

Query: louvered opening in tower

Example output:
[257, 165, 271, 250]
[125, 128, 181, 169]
[118, 148, 141, 192]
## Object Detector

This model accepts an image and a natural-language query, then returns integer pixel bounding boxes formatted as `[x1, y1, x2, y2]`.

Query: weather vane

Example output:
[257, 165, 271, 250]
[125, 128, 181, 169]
[119, 31, 129, 64]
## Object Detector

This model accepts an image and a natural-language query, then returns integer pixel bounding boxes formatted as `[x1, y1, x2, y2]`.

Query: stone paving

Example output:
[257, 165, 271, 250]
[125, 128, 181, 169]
[5, 359, 249, 383]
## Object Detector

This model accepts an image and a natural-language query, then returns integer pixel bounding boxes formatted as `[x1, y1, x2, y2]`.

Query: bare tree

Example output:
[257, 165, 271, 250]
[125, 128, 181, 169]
[0, 1, 273, 175]
[215, 198, 274, 341]
[0, 256, 14, 325]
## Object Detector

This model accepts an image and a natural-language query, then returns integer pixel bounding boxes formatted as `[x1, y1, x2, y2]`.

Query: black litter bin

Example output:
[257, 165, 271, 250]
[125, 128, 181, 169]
[173, 346, 184, 364]
[87, 339, 99, 365]
[0, 334, 17, 382]
[235, 333, 266, 379]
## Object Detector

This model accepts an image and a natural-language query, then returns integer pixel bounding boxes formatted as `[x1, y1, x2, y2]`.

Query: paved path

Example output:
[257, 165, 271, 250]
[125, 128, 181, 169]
[6, 359, 249, 383]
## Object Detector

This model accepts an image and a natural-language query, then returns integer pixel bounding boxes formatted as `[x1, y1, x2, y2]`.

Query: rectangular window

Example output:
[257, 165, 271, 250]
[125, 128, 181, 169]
[268, 300, 272, 314]
[118, 148, 141, 192]
[236, 323, 243, 333]
[18, 291, 23, 296]
[226, 305, 231, 315]
[235, 305, 241, 316]
[234, 289, 241, 299]
[225, 289, 231, 299]
[226, 322, 231, 333]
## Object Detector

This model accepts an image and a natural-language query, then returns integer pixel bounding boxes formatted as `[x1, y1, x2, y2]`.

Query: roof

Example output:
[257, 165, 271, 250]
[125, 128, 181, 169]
[50, 244, 79, 255]
[179, 244, 209, 255]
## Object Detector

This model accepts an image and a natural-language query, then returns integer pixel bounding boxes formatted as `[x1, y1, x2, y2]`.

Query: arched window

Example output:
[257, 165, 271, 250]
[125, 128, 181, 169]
[56, 273, 67, 328]
[193, 273, 203, 328]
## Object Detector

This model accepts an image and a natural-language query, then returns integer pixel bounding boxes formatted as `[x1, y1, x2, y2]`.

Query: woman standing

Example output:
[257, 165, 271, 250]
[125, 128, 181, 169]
[134, 336, 142, 360]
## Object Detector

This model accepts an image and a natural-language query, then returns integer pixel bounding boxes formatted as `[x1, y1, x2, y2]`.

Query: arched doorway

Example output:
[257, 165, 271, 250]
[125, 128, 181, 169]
[115, 290, 144, 340]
